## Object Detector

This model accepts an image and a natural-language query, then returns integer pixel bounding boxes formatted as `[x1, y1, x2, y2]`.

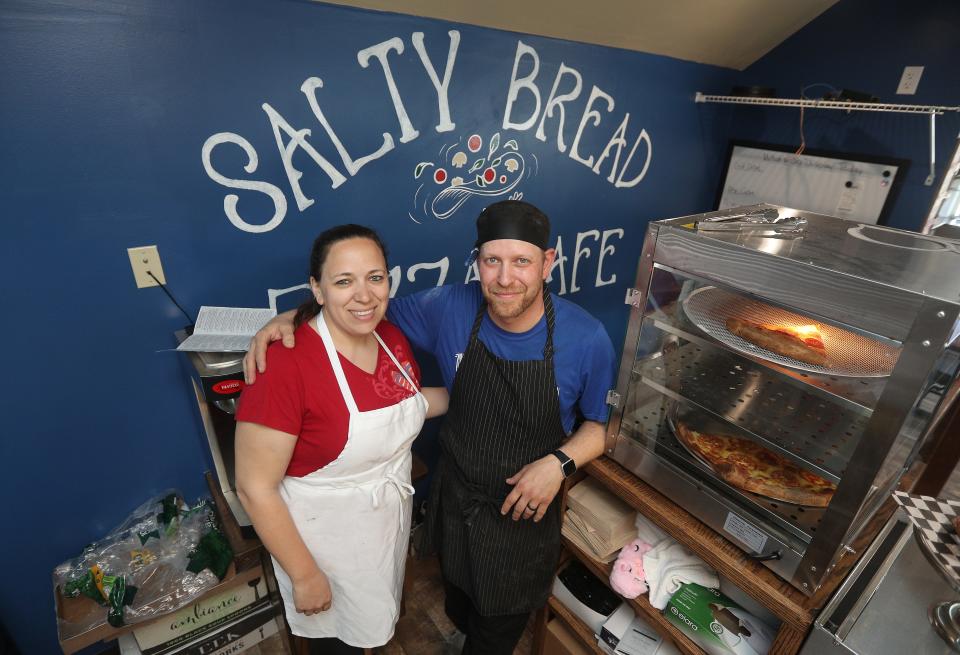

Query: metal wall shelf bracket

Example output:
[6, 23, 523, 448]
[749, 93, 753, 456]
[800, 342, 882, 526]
[695, 92, 960, 187]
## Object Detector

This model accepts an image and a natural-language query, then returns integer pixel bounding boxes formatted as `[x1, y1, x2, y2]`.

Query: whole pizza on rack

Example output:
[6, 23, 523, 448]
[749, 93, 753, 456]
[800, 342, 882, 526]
[674, 421, 836, 507]
[725, 317, 828, 366]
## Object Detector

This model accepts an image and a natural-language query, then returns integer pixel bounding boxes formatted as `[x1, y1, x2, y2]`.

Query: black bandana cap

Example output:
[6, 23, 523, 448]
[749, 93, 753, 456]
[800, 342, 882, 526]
[468, 200, 551, 265]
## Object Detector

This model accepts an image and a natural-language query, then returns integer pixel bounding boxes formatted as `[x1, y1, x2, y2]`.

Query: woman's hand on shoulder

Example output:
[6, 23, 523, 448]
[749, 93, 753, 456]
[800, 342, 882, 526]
[243, 310, 298, 384]
[292, 568, 333, 615]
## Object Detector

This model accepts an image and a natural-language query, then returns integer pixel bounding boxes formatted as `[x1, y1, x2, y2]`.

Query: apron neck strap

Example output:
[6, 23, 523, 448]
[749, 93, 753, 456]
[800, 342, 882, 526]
[315, 311, 419, 414]
[376, 330, 419, 390]
[315, 311, 361, 414]
[542, 289, 556, 360]
[470, 287, 556, 361]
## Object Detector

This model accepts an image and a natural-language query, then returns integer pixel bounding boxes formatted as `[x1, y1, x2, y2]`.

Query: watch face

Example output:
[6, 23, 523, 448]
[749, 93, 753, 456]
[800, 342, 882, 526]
[554, 450, 575, 477]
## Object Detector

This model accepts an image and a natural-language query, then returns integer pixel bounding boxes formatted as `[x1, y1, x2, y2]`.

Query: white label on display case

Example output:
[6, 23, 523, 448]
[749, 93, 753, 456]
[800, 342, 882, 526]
[723, 512, 768, 553]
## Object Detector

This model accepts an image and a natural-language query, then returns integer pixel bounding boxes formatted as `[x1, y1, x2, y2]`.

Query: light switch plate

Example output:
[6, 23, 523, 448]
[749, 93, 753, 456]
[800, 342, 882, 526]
[896, 66, 924, 95]
[127, 245, 166, 288]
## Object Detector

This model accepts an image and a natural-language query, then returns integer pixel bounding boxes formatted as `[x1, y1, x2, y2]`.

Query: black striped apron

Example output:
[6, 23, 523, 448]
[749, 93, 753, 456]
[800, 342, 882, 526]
[421, 289, 567, 615]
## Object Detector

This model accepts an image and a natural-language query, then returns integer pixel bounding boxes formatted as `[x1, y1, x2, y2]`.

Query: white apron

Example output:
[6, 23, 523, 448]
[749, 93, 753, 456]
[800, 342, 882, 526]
[272, 311, 427, 647]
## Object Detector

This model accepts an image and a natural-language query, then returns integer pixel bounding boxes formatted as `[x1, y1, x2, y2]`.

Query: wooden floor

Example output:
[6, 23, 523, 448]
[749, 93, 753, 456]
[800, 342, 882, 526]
[380, 555, 534, 655]
[249, 555, 534, 655]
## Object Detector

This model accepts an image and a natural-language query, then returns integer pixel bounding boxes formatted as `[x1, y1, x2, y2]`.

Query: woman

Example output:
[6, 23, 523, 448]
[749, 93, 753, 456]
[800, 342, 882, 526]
[235, 224, 447, 654]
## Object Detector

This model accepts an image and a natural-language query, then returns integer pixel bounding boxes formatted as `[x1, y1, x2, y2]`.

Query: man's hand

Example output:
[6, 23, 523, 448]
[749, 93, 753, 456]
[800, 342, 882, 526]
[292, 568, 333, 616]
[501, 455, 565, 522]
[242, 310, 297, 384]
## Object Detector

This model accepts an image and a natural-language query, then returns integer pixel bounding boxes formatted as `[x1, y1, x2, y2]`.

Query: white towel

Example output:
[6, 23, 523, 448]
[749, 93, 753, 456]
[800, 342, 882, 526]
[634, 513, 670, 548]
[643, 540, 720, 610]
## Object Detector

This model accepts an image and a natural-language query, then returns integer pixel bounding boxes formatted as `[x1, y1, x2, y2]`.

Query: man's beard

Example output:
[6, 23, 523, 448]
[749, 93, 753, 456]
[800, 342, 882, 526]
[483, 282, 542, 320]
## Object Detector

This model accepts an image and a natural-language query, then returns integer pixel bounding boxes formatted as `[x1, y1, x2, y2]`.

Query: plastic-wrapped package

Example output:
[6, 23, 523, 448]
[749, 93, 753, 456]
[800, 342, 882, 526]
[55, 491, 232, 632]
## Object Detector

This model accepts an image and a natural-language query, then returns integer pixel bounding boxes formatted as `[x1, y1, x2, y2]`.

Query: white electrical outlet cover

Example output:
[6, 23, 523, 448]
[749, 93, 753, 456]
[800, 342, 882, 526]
[897, 66, 924, 95]
[127, 245, 166, 288]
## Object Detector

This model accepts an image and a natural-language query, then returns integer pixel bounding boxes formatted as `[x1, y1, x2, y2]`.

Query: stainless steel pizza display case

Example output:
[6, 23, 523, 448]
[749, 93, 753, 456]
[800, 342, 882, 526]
[606, 203, 960, 597]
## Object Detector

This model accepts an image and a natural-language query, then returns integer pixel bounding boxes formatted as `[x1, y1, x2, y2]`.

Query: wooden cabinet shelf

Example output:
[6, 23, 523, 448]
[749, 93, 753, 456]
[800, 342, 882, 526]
[561, 535, 704, 655]
[545, 596, 609, 655]
[536, 457, 813, 655]
[586, 457, 811, 632]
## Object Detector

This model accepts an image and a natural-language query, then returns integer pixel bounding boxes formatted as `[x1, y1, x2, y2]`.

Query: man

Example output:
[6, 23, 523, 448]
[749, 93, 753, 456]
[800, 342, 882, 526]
[244, 200, 616, 654]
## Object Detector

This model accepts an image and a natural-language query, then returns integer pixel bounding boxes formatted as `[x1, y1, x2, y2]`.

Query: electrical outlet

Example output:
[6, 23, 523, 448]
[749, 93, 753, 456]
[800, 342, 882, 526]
[127, 245, 166, 288]
[896, 66, 924, 95]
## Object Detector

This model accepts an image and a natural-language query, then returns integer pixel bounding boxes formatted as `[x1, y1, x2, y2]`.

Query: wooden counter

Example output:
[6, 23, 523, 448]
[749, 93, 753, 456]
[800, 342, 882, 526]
[535, 457, 815, 655]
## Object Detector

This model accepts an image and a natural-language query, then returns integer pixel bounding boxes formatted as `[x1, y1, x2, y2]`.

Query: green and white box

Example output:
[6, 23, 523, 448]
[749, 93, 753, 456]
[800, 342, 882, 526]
[133, 576, 271, 655]
[664, 583, 774, 655]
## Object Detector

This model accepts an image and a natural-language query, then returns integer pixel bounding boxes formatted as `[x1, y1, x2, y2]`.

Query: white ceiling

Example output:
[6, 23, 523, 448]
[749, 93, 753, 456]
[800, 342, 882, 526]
[320, 0, 839, 70]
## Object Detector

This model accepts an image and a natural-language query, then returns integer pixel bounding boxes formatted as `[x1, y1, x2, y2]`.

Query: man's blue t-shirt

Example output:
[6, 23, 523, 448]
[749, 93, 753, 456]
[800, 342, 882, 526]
[387, 283, 616, 435]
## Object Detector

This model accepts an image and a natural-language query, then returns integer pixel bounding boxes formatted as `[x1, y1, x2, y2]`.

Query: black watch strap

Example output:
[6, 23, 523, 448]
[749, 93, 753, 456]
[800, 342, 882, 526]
[552, 449, 576, 478]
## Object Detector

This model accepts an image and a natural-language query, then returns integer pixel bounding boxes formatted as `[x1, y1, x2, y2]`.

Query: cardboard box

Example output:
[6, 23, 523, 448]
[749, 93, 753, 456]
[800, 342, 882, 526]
[544, 619, 593, 655]
[119, 602, 279, 655]
[133, 575, 271, 654]
[55, 564, 269, 655]
[663, 583, 774, 655]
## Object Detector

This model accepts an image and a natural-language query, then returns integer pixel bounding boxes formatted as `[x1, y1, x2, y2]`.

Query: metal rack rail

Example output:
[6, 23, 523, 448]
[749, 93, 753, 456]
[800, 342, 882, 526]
[694, 92, 960, 185]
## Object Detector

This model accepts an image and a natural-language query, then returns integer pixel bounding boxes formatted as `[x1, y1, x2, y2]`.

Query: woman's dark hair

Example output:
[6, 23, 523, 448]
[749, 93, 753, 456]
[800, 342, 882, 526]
[293, 224, 389, 329]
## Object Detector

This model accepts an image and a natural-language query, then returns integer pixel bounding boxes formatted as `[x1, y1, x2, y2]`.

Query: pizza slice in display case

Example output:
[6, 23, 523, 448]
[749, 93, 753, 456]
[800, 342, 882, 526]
[671, 419, 837, 508]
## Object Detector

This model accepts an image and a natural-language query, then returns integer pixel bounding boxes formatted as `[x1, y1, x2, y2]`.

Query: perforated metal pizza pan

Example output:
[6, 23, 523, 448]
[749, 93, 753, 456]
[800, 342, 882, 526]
[682, 286, 900, 378]
[623, 398, 826, 539]
[665, 407, 826, 509]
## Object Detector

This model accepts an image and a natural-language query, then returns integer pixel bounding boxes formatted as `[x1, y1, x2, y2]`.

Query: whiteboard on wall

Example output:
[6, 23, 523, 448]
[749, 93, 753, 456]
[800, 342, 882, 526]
[717, 142, 908, 225]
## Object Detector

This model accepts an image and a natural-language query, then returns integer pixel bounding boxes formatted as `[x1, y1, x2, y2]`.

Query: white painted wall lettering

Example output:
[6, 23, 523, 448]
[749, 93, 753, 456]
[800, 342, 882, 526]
[262, 102, 347, 212]
[202, 31, 653, 233]
[268, 226, 624, 307]
[596, 228, 624, 286]
[546, 234, 568, 296]
[357, 37, 420, 143]
[594, 113, 630, 182]
[615, 129, 653, 188]
[535, 63, 583, 153]
[464, 261, 480, 284]
[201, 133, 289, 234]
[407, 258, 450, 287]
[411, 31, 460, 133]
[301, 77, 394, 176]
[570, 85, 615, 169]
[502, 40, 541, 131]
[570, 229, 599, 293]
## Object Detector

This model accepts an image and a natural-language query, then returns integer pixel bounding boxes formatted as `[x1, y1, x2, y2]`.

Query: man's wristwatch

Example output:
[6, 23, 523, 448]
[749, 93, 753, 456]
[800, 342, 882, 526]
[552, 449, 577, 478]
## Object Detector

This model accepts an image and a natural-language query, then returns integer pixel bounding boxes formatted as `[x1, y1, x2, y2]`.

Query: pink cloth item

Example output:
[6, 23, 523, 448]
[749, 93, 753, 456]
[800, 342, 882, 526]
[608, 538, 652, 599]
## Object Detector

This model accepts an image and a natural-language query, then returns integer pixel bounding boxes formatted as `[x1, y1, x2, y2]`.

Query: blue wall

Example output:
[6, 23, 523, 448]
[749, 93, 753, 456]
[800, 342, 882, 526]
[724, 0, 960, 230]
[4, 0, 957, 652]
[1, 2, 735, 652]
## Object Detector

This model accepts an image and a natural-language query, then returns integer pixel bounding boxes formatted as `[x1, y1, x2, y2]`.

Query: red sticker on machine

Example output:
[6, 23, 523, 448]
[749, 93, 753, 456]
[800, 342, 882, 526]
[212, 379, 244, 394]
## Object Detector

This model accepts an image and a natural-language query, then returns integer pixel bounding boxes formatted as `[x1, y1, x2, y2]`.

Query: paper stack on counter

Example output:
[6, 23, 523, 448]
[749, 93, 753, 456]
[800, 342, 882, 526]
[563, 478, 638, 562]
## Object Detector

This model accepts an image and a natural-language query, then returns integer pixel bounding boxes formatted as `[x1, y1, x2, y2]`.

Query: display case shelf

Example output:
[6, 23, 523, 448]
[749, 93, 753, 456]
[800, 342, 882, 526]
[645, 306, 885, 415]
[633, 337, 870, 484]
[620, 397, 824, 544]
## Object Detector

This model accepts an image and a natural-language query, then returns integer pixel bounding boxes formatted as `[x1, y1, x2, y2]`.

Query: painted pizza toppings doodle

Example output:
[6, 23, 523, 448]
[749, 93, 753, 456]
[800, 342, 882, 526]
[410, 132, 530, 222]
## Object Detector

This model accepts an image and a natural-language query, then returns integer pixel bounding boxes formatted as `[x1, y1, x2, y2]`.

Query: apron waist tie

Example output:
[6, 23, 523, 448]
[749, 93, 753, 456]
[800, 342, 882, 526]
[371, 474, 416, 531]
[445, 460, 502, 528]
[462, 490, 500, 527]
